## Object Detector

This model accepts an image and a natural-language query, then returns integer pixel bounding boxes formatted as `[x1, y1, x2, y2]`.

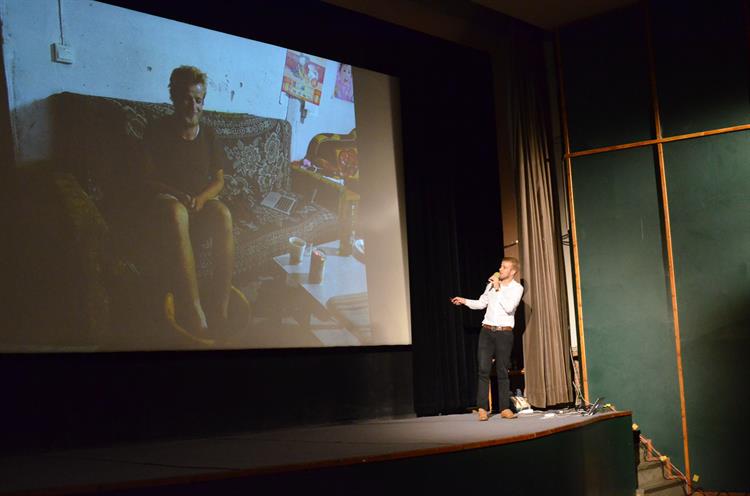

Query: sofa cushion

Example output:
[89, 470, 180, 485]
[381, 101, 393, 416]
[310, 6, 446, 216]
[202, 112, 291, 196]
[195, 197, 337, 280]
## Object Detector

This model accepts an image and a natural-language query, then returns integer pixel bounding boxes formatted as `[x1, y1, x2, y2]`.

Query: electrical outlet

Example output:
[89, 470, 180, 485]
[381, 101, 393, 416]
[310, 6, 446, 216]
[52, 43, 75, 64]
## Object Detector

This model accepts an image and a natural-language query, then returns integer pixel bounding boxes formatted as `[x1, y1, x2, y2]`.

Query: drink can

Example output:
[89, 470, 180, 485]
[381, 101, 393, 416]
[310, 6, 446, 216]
[309, 249, 326, 284]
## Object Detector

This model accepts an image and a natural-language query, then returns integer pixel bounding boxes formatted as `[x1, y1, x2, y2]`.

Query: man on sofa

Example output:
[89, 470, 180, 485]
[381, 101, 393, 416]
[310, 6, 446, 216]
[143, 65, 234, 337]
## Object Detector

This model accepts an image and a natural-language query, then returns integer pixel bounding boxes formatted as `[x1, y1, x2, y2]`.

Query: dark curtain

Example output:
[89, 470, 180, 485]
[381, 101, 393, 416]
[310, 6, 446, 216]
[405, 43, 505, 416]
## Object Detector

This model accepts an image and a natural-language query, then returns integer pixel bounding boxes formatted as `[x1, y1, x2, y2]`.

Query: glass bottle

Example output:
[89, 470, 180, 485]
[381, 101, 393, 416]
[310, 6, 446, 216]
[339, 200, 354, 256]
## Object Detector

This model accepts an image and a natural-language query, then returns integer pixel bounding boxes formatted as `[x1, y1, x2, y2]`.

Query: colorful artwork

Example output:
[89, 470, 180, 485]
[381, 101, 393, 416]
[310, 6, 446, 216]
[335, 147, 358, 179]
[282, 50, 326, 105]
[334, 63, 354, 102]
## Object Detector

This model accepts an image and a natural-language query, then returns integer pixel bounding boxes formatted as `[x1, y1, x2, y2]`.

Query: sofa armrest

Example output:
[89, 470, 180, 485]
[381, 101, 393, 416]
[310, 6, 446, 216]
[4, 166, 110, 349]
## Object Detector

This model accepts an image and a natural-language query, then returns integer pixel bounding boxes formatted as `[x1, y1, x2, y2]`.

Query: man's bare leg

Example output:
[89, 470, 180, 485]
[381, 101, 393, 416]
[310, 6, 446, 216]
[157, 197, 208, 334]
[198, 199, 234, 328]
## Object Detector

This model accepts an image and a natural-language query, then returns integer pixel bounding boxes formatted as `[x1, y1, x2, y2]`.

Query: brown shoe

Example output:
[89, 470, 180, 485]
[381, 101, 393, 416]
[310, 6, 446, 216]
[477, 408, 489, 421]
[500, 409, 517, 419]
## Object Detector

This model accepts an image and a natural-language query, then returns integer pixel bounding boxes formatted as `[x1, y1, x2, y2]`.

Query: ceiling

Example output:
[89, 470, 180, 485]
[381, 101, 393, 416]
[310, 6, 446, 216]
[471, 0, 638, 29]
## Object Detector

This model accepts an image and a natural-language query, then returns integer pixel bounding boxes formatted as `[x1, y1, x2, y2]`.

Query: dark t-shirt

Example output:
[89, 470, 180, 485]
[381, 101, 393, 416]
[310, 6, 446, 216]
[144, 115, 224, 196]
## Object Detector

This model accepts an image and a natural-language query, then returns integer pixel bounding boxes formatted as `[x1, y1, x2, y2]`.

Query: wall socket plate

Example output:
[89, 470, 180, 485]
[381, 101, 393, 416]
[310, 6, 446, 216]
[51, 43, 75, 64]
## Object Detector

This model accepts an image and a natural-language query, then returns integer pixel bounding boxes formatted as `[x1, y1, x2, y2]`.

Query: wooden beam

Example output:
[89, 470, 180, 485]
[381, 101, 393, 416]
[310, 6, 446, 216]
[645, 2, 691, 479]
[566, 123, 750, 160]
[555, 30, 589, 402]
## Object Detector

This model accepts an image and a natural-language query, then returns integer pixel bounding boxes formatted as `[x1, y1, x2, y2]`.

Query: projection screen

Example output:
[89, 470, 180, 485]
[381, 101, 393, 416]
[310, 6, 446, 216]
[0, 0, 411, 351]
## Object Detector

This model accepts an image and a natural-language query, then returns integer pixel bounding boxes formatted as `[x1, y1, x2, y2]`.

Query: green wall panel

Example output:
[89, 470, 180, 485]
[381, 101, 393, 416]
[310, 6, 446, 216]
[560, 6, 653, 152]
[572, 147, 684, 470]
[653, 0, 750, 137]
[664, 132, 750, 490]
[560, 2, 750, 489]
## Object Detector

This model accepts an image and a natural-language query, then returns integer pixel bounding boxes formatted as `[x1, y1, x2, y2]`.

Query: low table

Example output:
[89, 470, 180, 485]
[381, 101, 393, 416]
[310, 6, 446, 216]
[273, 241, 371, 336]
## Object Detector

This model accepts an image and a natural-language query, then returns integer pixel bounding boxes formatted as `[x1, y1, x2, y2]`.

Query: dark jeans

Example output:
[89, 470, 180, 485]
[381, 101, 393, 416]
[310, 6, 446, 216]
[476, 327, 514, 411]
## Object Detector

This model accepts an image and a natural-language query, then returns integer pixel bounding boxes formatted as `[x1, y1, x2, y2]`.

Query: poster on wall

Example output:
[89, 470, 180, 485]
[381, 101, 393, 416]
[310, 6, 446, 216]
[282, 50, 326, 105]
[334, 63, 354, 102]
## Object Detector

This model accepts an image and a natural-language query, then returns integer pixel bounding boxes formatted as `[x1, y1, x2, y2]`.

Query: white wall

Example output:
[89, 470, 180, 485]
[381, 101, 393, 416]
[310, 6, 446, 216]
[0, 0, 356, 163]
[286, 65, 359, 159]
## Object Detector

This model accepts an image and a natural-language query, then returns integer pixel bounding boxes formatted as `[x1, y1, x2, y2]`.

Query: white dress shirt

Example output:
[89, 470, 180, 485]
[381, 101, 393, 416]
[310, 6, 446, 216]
[464, 279, 524, 328]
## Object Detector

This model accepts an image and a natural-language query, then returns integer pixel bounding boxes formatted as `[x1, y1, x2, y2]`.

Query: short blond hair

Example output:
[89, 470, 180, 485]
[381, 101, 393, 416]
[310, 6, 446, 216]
[502, 256, 520, 273]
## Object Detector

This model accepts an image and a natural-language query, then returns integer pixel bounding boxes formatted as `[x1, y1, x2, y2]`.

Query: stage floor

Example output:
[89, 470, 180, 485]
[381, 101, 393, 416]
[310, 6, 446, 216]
[0, 410, 631, 495]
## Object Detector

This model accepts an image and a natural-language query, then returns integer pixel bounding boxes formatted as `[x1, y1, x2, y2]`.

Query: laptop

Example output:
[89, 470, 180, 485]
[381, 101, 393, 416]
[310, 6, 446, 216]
[261, 191, 297, 215]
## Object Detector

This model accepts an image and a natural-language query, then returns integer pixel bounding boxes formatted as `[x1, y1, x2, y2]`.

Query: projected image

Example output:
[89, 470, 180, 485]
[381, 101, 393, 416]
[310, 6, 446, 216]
[1, 0, 409, 352]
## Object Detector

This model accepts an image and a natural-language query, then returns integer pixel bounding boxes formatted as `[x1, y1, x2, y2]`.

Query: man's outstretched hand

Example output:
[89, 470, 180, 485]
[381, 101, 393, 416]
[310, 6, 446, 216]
[450, 297, 465, 306]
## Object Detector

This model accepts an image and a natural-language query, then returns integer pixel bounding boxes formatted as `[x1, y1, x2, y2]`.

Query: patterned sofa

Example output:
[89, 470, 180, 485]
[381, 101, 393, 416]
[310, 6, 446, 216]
[5, 92, 338, 348]
[51, 91, 337, 279]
